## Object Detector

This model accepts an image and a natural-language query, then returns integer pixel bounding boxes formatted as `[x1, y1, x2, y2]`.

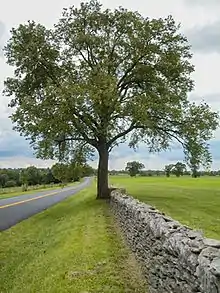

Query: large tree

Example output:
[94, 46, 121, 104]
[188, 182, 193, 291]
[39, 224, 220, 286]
[4, 1, 219, 198]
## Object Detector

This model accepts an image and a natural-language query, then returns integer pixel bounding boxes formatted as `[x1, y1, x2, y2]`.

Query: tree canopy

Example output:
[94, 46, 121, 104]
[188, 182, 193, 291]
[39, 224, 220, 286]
[126, 161, 145, 177]
[164, 164, 174, 177]
[172, 162, 186, 177]
[4, 0, 219, 198]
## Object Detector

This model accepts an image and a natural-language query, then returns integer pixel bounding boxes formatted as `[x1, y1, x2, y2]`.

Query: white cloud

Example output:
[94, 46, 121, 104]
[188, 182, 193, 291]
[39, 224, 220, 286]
[189, 53, 220, 100]
[0, 156, 55, 168]
[186, 21, 220, 54]
[184, 0, 220, 7]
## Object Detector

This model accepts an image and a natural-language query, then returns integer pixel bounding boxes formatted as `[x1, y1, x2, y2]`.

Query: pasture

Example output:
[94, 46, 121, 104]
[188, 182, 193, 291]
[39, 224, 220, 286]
[110, 176, 220, 240]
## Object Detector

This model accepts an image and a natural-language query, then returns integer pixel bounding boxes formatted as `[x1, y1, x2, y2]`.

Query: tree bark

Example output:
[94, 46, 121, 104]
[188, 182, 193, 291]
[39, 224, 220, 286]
[97, 144, 109, 199]
[192, 168, 198, 178]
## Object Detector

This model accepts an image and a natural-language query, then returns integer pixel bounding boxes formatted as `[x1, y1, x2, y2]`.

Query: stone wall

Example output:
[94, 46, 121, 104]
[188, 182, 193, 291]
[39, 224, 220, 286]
[110, 190, 220, 293]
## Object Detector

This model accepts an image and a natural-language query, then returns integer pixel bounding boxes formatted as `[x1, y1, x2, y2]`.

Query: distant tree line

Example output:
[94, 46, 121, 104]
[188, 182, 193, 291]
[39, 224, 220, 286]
[0, 163, 94, 190]
[106, 160, 220, 178]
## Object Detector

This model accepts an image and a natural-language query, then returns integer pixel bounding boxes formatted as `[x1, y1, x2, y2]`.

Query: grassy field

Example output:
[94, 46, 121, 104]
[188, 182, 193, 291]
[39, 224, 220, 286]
[0, 181, 80, 200]
[0, 184, 146, 293]
[110, 176, 220, 240]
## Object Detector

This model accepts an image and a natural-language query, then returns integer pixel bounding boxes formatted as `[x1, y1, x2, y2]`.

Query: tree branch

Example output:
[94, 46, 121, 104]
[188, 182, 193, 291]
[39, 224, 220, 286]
[117, 54, 146, 88]
[54, 136, 85, 143]
[78, 49, 94, 68]
[136, 124, 185, 147]
[107, 121, 136, 148]
[55, 132, 98, 148]
[156, 127, 185, 146]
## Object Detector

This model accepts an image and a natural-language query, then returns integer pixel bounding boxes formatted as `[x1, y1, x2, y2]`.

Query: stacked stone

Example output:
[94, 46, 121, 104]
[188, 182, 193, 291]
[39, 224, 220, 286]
[110, 190, 220, 293]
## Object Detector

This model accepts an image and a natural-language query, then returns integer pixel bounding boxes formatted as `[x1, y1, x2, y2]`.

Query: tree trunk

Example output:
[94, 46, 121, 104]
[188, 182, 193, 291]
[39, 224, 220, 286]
[97, 144, 109, 199]
[192, 168, 197, 178]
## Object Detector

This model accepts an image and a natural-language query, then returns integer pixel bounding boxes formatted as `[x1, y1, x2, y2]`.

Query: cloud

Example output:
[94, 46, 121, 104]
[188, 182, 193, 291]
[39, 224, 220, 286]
[184, 0, 220, 7]
[0, 131, 33, 158]
[190, 93, 220, 103]
[0, 21, 5, 57]
[0, 156, 55, 168]
[186, 21, 220, 54]
[189, 53, 220, 96]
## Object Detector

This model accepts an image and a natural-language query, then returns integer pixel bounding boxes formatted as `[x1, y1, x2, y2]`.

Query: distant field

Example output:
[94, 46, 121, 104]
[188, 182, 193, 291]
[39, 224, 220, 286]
[110, 176, 220, 240]
[0, 181, 79, 200]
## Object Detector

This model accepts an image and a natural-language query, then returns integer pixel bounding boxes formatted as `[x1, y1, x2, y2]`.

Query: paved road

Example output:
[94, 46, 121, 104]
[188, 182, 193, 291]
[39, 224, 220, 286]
[0, 177, 92, 231]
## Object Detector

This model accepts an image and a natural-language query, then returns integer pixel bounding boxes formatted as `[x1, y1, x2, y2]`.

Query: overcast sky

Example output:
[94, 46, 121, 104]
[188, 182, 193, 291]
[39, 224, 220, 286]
[0, 0, 220, 170]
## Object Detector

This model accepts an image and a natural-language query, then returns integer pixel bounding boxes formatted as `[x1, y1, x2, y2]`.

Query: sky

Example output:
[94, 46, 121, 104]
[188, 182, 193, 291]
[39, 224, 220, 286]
[0, 0, 220, 170]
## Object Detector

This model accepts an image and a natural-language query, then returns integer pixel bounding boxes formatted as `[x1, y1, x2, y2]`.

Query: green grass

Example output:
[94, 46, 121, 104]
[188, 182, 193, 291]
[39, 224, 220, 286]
[110, 176, 220, 240]
[0, 184, 146, 293]
[0, 181, 80, 200]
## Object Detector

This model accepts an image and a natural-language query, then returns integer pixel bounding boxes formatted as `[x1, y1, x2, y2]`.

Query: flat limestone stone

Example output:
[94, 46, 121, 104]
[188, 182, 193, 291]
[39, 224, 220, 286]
[203, 239, 220, 248]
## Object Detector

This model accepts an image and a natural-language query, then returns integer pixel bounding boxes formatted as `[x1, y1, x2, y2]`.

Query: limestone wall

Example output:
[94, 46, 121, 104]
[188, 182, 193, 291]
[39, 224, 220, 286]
[110, 190, 220, 293]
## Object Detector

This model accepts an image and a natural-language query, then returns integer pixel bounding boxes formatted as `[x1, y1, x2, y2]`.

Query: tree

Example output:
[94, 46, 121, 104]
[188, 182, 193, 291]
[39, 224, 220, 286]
[67, 143, 91, 181]
[26, 166, 41, 185]
[4, 1, 219, 198]
[164, 164, 174, 177]
[40, 168, 58, 184]
[20, 169, 28, 186]
[172, 162, 186, 177]
[81, 163, 94, 177]
[0, 173, 9, 188]
[126, 161, 145, 177]
[185, 140, 211, 178]
[51, 163, 69, 183]
[5, 180, 17, 188]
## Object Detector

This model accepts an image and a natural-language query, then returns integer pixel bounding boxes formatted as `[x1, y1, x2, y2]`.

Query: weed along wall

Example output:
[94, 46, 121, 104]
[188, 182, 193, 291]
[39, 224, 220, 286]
[110, 190, 220, 293]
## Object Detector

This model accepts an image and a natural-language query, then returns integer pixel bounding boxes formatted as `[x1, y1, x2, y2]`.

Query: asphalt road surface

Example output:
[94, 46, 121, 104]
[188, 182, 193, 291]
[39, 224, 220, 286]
[0, 177, 92, 231]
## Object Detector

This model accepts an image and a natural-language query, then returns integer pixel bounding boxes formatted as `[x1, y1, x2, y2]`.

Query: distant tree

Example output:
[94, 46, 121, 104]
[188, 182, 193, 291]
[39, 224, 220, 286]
[51, 163, 69, 184]
[3, 169, 20, 186]
[40, 168, 57, 185]
[81, 164, 94, 177]
[172, 162, 186, 177]
[109, 169, 117, 176]
[155, 170, 160, 177]
[126, 161, 145, 177]
[4, 180, 17, 188]
[25, 166, 41, 185]
[164, 164, 174, 177]
[139, 170, 147, 176]
[0, 173, 9, 188]
[209, 171, 216, 177]
[4, 0, 219, 198]
[66, 143, 93, 181]
[68, 163, 81, 182]
[45, 168, 58, 184]
[20, 169, 28, 187]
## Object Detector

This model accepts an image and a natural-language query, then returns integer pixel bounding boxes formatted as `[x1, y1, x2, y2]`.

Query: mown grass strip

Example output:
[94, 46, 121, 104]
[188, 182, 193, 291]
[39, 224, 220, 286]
[0, 184, 147, 293]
